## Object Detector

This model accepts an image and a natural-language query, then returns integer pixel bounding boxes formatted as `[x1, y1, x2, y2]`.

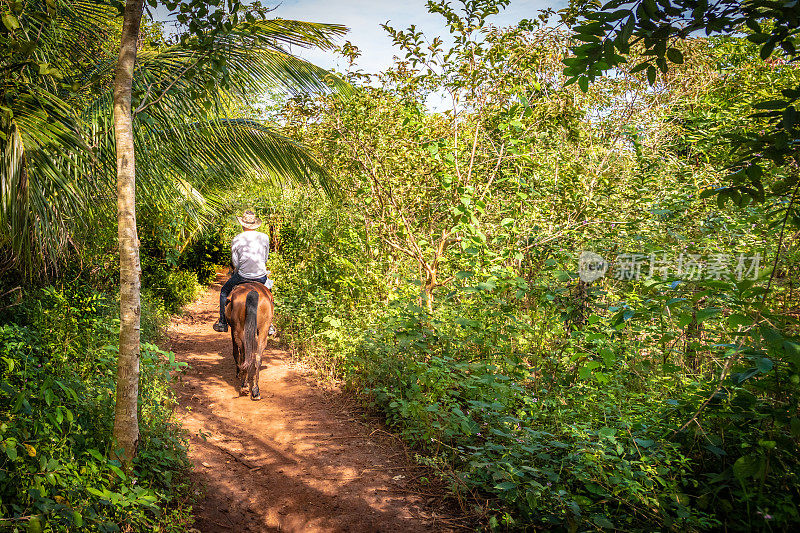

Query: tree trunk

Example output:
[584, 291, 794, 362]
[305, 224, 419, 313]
[423, 267, 436, 314]
[112, 0, 145, 465]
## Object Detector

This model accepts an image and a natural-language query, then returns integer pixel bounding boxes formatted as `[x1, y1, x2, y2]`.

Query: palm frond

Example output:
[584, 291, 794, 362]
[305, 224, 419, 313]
[1, 2, 348, 276]
[0, 88, 92, 274]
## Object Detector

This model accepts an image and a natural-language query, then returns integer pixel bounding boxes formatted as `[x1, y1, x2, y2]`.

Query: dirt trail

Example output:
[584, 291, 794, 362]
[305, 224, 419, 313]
[169, 274, 459, 532]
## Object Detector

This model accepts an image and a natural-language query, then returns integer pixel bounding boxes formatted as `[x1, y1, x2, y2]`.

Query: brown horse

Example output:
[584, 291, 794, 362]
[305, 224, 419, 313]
[225, 282, 274, 400]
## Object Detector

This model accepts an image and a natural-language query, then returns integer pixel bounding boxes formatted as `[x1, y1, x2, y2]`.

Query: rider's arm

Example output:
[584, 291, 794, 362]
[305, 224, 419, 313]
[231, 239, 240, 274]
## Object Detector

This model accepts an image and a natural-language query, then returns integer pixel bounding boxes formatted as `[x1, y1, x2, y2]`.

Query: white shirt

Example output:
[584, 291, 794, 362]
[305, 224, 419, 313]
[231, 230, 270, 279]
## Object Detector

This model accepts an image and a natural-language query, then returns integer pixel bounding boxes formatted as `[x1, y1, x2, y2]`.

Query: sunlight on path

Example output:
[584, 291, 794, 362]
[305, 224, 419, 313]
[169, 274, 458, 533]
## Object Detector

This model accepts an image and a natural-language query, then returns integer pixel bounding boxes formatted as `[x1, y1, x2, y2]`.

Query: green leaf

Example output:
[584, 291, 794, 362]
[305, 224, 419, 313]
[26, 515, 42, 533]
[494, 481, 517, 491]
[578, 76, 589, 92]
[476, 280, 496, 291]
[619, 17, 634, 44]
[756, 357, 773, 373]
[790, 417, 800, 438]
[606, 9, 631, 22]
[87, 449, 105, 462]
[455, 317, 480, 328]
[760, 40, 776, 59]
[705, 444, 726, 456]
[500, 217, 515, 227]
[643, 0, 658, 17]
[760, 326, 784, 349]
[745, 18, 761, 33]
[86, 487, 107, 498]
[579, 361, 601, 379]
[2, 13, 20, 31]
[717, 189, 729, 208]
[747, 33, 769, 44]
[5, 443, 17, 461]
[696, 308, 720, 323]
[646, 65, 656, 85]
[600, 348, 615, 367]
[593, 514, 614, 529]
[598, 427, 615, 438]
[42, 387, 54, 406]
[784, 340, 800, 364]
[108, 464, 127, 480]
[758, 440, 776, 450]
[666, 48, 683, 64]
[733, 455, 761, 482]
[728, 314, 750, 329]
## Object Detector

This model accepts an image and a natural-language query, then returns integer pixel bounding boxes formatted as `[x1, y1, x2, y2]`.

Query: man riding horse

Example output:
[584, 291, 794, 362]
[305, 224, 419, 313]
[213, 209, 275, 334]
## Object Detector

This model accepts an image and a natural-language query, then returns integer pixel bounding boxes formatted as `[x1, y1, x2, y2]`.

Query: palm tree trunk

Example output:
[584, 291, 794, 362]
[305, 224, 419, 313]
[112, 0, 145, 465]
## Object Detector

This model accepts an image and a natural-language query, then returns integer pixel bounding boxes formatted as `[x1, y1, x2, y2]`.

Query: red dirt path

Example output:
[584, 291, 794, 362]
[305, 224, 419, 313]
[168, 274, 461, 532]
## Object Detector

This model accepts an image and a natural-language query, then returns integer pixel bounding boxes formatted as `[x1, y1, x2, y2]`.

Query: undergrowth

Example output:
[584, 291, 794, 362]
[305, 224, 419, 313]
[269, 196, 800, 532]
[0, 281, 194, 532]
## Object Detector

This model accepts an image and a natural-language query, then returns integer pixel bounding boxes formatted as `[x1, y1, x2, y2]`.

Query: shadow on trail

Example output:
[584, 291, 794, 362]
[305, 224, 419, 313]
[169, 273, 452, 533]
[184, 396, 418, 532]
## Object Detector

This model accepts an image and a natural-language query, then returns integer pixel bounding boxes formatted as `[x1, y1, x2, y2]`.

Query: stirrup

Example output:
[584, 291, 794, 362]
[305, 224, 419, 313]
[213, 320, 228, 333]
[268, 324, 276, 336]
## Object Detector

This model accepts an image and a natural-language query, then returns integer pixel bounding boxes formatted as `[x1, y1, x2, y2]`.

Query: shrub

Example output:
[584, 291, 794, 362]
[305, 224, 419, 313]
[142, 260, 202, 314]
[0, 285, 192, 532]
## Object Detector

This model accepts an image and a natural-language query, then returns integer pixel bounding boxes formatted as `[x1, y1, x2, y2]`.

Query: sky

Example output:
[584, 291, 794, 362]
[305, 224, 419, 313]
[153, 0, 565, 75]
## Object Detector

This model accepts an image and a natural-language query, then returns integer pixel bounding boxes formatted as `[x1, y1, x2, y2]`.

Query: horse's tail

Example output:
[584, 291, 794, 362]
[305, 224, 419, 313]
[241, 290, 259, 374]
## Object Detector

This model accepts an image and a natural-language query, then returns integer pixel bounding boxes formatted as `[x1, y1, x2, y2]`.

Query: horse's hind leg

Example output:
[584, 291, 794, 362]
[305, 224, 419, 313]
[239, 360, 250, 396]
[249, 335, 268, 401]
[231, 331, 248, 396]
[230, 329, 239, 373]
[249, 355, 261, 400]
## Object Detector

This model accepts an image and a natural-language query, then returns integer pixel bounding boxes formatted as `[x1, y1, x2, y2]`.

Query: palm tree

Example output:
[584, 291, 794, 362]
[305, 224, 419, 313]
[2, 0, 348, 462]
[1, 0, 346, 278]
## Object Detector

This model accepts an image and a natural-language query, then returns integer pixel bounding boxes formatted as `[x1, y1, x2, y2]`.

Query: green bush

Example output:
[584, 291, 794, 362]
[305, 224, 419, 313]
[279, 282, 796, 530]
[138, 212, 224, 313]
[142, 259, 202, 314]
[179, 226, 227, 285]
[0, 285, 192, 532]
[271, 211, 800, 530]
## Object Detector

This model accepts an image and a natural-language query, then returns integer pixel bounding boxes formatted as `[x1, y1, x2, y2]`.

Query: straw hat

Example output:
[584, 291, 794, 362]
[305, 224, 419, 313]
[236, 209, 262, 229]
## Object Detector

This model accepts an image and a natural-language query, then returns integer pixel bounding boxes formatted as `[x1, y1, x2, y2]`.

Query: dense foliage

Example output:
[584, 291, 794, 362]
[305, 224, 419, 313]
[0, 196, 228, 531]
[0, 281, 192, 531]
[249, 1, 800, 530]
